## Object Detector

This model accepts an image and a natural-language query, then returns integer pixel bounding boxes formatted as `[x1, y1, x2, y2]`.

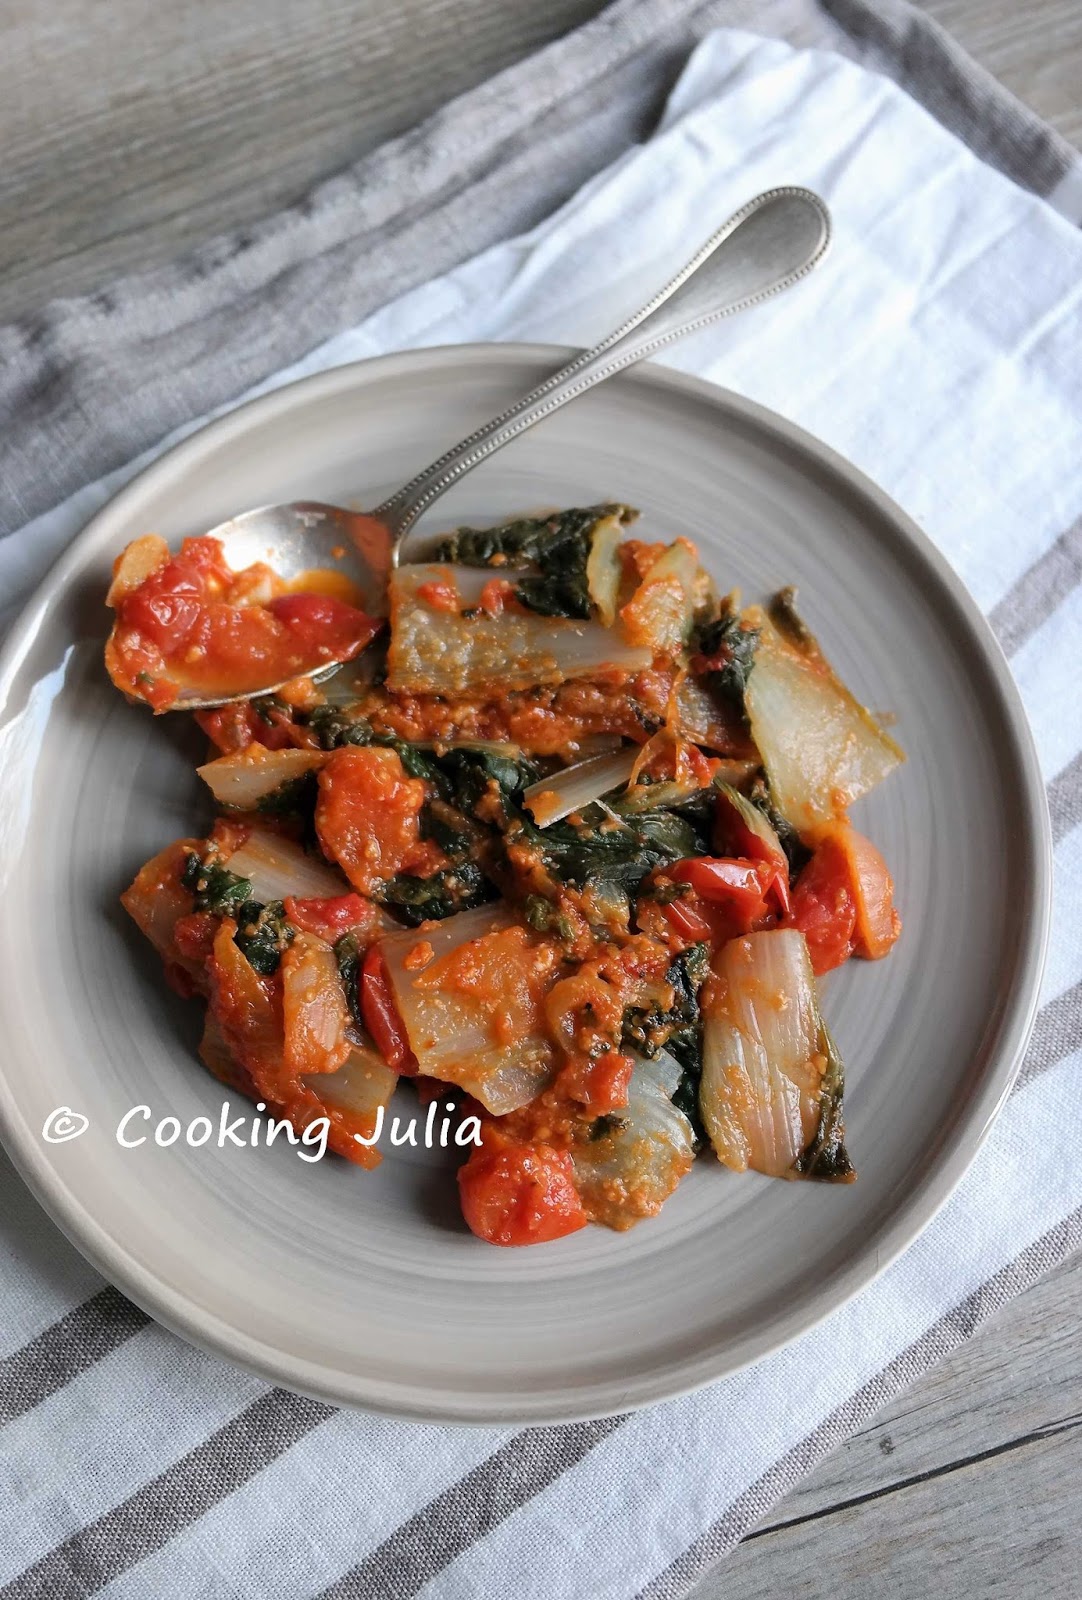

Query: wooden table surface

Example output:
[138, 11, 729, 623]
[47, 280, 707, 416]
[2, 1, 1080, 1594]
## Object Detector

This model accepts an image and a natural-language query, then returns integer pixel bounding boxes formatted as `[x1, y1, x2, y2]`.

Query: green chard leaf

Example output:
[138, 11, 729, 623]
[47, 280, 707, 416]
[181, 853, 252, 917]
[420, 798, 478, 860]
[334, 931, 366, 1028]
[746, 776, 810, 876]
[181, 854, 294, 973]
[306, 704, 376, 750]
[502, 798, 706, 897]
[254, 770, 320, 820]
[622, 942, 708, 1063]
[623, 942, 710, 1149]
[671, 1069, 707, 1148]
[441, 749, 538, 815]
[378, 862, 492, 925]
[433, 504, 636, 621]
[522, 894, 577, 943]
[794, 1018, 855, 1183]
[694, 606, 760, 711]
[233, 900, 294, 976]
[250, 693, 293, 727]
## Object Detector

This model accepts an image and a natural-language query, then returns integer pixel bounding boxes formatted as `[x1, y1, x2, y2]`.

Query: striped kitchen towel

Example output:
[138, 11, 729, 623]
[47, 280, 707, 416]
[1, 4, 1080, 1597]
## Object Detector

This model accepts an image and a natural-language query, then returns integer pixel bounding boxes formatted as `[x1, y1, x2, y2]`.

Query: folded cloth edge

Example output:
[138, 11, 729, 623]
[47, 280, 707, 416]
[0, 0, 1078, 535]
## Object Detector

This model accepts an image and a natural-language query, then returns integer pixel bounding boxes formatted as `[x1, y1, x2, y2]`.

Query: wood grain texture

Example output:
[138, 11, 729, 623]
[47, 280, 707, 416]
[0, 0, 1079, 321]
[690, 1249, 1082, 1598]
[0, 0, 1079, 1592]
[0, 0, 606, 320]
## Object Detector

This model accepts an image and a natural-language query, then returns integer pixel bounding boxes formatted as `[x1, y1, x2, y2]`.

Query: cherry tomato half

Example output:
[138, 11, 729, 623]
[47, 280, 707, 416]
[669, 857, 780, 931]
[458, 1140, 588, 1246]
[284, 893, 380, 943]
[785, 836, 858, 974]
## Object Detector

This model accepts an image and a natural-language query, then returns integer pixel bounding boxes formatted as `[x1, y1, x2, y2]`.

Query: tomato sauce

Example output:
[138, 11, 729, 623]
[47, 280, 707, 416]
[106, 535, 381, 711]
[314, 745, 447, 895]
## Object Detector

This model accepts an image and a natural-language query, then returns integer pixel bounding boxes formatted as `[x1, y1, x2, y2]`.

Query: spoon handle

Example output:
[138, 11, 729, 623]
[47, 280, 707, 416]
[375, 186, 830, 556]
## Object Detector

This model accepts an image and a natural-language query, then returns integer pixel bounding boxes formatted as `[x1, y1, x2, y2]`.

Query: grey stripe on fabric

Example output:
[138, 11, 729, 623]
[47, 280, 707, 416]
[988, 514, 1082, 657]
[1048, 749, 1082, 844]
[0, 1389, 334, 1600]
[0, 1288, 148, 1428]
[318, 1417, 625, 1600]
[820, 0, 1075, 200]
[638, 1205, 1082, 1600]
[0, 0, 1075, 535]
[1, 803, 1077, 1588]
[0, 1, 1075, 1595]
[1017, 979, 1082, 1089]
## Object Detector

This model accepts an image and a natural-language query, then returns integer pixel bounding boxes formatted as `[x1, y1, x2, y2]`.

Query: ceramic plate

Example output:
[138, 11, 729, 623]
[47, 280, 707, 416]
[0, 345, 1051, 1423]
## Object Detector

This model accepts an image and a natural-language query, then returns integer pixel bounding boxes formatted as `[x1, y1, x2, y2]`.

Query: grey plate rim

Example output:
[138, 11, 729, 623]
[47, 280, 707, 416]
[0, 342, 1053, 1423]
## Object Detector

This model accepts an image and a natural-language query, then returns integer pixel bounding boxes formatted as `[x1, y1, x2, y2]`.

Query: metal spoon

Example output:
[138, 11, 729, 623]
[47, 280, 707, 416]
[173, 186, 830, 708]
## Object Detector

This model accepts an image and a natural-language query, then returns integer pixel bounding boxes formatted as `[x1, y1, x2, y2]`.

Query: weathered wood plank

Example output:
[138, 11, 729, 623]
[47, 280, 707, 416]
[921, 0, 1082, 150]
[750, 1244, 1082, 1525]
[0, 0, 1079, 322]
[689, 1248, 1082, 1597]
[0, 0, 1079, 1592]
[0, 0, 605, 320]
[717, 1426, 1082, 1599]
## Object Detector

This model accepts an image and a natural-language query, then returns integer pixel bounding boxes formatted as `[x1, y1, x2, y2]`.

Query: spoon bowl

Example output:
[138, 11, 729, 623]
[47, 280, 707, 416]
[157, 186, 831, 710]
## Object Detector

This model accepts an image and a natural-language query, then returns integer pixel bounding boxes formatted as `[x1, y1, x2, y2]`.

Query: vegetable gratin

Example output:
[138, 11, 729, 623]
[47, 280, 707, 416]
[107, 504, 904, 1247]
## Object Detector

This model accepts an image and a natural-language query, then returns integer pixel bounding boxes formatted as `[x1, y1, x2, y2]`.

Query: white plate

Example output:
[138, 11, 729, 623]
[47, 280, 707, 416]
[0, 345, 1051, 1422]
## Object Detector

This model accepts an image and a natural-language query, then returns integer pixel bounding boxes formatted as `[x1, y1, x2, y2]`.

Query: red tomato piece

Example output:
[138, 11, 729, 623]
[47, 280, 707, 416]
[793, 822, 901, 965]
[458, 1140, 588, 1246]
[195, 702, 298, 753]
[361, 945, 417, 1074]
[581, 1052, 634, 1114]
[284, 893, 380, 943]
[785, 837, 859, 974]
[314, 745, 446, 895]
[163, 961, 198, 998]
[830, 824, 901, 959]
[415, 580, 460, 613]
[662, 896, 715, 942]
[106, 535, 382, 710]
[669, 857, 778, 929]
[413, 1075, 451, 1108]
[172, 911, 219, 966]
[478, 579, 519, 617]
[262, 591, 366, 640]
[713, 790, 791, 915]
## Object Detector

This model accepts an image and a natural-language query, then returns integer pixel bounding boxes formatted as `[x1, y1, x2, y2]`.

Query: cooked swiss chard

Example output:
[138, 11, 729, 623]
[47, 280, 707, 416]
[571, 1050, 696, 1228]
[440, 747, 539, 814]
[746, 775, 810, 876]
[334, 930, 366, 1030]
[378, 862, 492, 924]
[233, 899, 293, 976]
[197, 746, 327, 812]
[693, 603, 760, 712]
[433, 504, 637, 620]
[794, 1017, 853, 1181]
[181, 852, 253, 917]
[743, 590, 904, 830]
[511, 804, 705, 893]
[622, 942, 708, 1065]
[117, 500, 901, 1247]
[225, 826, 349, 902]
[700, 928, 855, 1183]
[387, 564, 653, 694]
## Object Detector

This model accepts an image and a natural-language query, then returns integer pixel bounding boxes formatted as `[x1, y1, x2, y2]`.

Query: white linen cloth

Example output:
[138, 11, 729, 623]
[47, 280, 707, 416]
[1, 27, 1080, 1600]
